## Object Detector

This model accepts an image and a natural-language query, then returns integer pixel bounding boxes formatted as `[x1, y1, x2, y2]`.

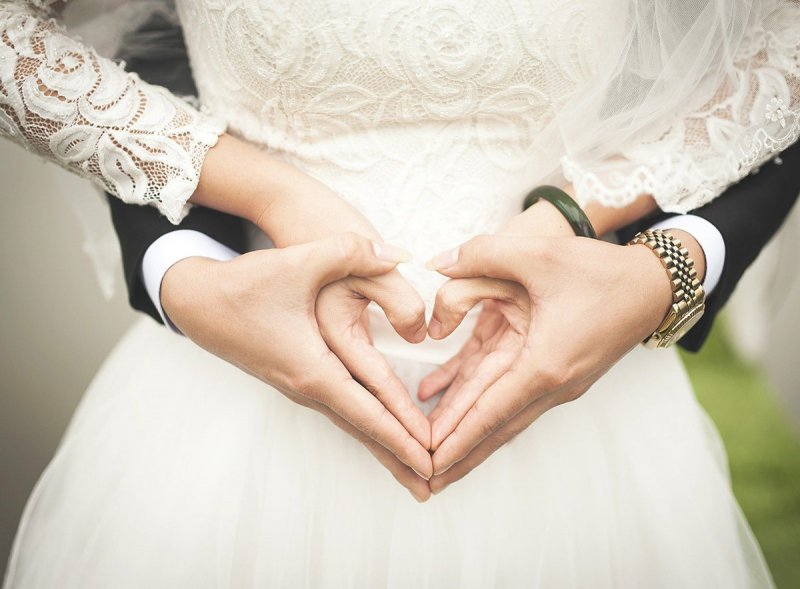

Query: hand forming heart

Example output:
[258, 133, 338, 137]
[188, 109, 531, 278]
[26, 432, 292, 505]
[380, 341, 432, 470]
[310, 206, 675, 500]
[415, 234, 675, 495]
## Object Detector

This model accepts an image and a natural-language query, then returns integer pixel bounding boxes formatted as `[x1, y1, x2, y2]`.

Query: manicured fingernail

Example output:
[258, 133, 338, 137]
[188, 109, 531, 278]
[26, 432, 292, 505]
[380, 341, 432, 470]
[428, 318, 443, 339]
[425, 247, 460, 271]
[372, 241, 412, 263]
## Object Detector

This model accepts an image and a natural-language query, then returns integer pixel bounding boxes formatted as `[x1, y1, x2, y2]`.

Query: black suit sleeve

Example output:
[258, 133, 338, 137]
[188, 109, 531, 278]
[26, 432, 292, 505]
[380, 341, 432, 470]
[106, 14, 247, 324]
[618, 140, 800, 352]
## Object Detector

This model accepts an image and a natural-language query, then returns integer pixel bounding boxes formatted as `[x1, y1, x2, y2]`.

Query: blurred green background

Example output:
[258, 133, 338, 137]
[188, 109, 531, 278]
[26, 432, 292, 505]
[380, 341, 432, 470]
[683, 321, 800, 589]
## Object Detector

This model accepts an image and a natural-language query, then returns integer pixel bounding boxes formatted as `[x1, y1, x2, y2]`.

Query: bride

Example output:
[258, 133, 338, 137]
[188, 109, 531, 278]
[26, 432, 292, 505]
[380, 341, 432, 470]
[2, 0, 798, 586]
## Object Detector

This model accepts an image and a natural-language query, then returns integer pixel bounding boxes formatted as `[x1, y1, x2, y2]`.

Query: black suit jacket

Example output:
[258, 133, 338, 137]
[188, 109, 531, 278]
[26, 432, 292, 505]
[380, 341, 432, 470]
[107, 15, 800, 353]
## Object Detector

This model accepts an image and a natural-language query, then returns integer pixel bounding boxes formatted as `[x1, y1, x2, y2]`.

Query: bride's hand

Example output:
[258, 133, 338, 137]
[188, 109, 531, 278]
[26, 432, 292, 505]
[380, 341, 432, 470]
[161, 232, 433, 500]
[316, 270, 431, 449]
[423, 234, 678, 494]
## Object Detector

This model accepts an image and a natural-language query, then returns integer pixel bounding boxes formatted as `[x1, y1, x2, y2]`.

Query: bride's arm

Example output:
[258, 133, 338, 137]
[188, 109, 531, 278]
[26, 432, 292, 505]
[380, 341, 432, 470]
[0, 1, 328, 235]
[561, 1, 799, 215]
[0, 1, 225, 222]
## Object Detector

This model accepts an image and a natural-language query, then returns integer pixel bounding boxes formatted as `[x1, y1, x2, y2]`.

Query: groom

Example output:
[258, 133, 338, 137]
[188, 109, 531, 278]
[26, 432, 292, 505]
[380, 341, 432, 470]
[107, 16, 800, 495]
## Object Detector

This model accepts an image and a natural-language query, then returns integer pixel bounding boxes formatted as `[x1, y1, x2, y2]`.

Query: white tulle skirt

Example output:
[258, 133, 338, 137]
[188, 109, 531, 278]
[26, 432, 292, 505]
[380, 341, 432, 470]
[4, 316, 774, 588]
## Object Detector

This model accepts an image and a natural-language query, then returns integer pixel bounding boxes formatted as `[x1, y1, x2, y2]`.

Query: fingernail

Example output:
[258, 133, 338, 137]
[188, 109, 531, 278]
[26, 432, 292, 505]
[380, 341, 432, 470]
[428, 318, 442, 339]
[372, 241, 412, 263]
[414, 324, 428, 342]
[412, 468, 432, 481]
[430, 483, 447, 495]
[433, 463, 452, 477]
[425, 247, 460, 271]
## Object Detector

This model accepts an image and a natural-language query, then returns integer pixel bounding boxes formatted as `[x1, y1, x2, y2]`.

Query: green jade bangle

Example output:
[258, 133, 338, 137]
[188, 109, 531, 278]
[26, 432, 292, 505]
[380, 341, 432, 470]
[522, 185, 597, 239]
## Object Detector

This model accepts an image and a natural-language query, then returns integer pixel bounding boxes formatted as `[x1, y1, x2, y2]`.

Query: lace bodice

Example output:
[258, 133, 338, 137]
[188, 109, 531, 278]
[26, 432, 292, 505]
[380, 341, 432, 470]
[1, 0, 799, 268]
[177, 0, 799, 302]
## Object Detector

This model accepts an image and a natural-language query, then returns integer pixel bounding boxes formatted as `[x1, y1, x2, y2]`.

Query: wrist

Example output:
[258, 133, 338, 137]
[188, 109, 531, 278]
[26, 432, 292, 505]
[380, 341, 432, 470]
[626, 229, 707, 348]
[561, 184, 659, 236]
[661, 229, 707, 284]
[498, 200, 575, 238]
[624, 244, 676, 337]
[160, 256, 225, 331]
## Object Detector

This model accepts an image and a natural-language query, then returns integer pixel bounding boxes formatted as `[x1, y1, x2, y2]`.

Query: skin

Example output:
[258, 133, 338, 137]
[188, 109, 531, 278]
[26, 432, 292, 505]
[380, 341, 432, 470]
[181, 134, 707, 500]
[420, 201, 707, 494]
[175, 135, 435, 498]
[162, 234, 434, 501]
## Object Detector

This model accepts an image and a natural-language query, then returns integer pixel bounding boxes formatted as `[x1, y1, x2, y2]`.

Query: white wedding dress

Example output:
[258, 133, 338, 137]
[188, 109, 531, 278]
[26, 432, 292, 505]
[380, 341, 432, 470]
[2, 0, 799, 587]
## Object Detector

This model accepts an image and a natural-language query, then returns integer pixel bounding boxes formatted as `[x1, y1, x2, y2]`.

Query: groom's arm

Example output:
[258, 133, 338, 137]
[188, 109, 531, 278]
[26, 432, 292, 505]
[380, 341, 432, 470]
[106, 12, 247, 324]
[618, 140, 800, 352]
[107, 196, 246, 324]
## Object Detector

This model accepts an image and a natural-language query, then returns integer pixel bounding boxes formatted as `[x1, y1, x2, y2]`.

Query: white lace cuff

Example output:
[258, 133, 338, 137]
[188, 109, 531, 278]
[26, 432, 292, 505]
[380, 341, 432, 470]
[0, 2, 226, 223]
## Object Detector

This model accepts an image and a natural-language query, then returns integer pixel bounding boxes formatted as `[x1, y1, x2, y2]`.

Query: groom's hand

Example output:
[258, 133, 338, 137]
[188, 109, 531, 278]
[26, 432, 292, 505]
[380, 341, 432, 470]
[316, 269, 431, 449]
[423, 234, 680, 494]
[160, 232, 433, 499]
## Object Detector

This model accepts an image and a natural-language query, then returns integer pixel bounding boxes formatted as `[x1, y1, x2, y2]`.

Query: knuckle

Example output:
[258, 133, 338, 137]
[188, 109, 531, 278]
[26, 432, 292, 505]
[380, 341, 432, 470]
[472, 398, 504, 438]
[536, 360, 569, 392]
[436, 282, 462, 311]
[334, 231, 364, 260]
[393, 298, 425, 329]
[469, 234, 493, 252]
[363, 371, 395, 400]
[528, 239, 557, 267]
[292, 371, 325, 402]
[359, 406, 389, 441]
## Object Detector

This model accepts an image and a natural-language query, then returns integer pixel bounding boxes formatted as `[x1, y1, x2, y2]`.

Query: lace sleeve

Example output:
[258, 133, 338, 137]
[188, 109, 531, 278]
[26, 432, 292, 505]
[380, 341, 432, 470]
[561, 1, 800, 214]
[0, 1, 225, 223]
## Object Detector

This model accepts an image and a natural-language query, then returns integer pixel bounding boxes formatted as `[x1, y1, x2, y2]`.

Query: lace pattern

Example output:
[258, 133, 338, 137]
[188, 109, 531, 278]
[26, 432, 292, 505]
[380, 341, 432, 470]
[563, 1, 800, 213]
[0, 1, 225, 223]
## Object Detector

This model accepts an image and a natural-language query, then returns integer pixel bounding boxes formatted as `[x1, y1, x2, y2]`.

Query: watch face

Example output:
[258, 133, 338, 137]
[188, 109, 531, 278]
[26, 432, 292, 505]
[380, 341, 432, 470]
[663, 305, 706, 347]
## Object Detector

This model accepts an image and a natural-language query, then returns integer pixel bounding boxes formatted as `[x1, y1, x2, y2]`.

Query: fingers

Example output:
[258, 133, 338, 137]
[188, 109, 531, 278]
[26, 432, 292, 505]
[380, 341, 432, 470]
[426, 234, 544, 283]
[431, 364, 534, 476]
[429, 278, 526, 340]
[417, 336, 481, 402]
[301, 233, 411, 288]
[312, 353, 434, 478]
[349, 272, 428, 343]
[327, 331, 432, 449]
[305, 395, 431, 502]
[430, 347, 517, 451]
[360, 433, 432, 503]
[429, 395, 555, 495]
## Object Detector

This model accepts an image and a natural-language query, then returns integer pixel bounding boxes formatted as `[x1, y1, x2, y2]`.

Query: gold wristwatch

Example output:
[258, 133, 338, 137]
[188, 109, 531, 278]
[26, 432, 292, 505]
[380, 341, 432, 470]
[628, 229, 706, 349]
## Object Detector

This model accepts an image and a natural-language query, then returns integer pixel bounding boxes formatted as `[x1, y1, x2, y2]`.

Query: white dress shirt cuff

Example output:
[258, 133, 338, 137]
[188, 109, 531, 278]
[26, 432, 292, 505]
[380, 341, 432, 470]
[649, 214, 725, 295]
[141, 230, 239, 333]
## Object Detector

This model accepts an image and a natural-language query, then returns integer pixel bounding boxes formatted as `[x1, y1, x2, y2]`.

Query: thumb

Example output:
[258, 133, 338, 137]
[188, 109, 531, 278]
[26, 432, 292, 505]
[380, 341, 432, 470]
[429, 278, 526, 340]
[425, 234, 531, 283]
[301, 232, 411, 288]
[349, 272, 427, 343]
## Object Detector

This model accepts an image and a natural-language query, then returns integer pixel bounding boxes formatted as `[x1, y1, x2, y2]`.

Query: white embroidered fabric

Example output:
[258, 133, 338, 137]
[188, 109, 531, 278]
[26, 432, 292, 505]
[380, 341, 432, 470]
[173, 0, 799, 305]
[176, 0, 800, 219]
[1, 0, 798, 227]
[0, 0, 225, 223]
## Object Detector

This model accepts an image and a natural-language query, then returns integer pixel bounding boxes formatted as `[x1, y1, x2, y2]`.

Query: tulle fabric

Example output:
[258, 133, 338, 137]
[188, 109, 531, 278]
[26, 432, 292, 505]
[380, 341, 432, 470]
[4, 317, 774, 588]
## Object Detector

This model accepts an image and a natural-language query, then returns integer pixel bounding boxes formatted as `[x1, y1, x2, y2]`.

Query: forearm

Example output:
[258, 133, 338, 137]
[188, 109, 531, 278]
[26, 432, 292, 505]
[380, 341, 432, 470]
[0, 4, 224, 223]
[193, 134, 379, 246]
